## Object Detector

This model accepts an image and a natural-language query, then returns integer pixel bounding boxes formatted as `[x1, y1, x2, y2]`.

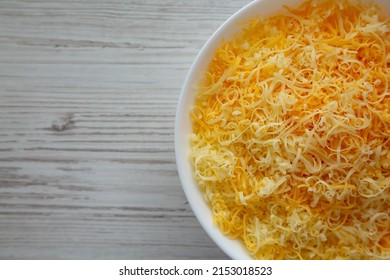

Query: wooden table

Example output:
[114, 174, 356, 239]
[0, 0, 251, 259]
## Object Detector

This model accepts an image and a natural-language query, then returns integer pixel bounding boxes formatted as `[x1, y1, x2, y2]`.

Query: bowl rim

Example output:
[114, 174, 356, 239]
[174, 0, 267, 260]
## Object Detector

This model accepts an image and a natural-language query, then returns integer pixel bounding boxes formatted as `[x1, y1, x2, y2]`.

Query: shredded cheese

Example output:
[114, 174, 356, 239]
[190, 0, 390, 259]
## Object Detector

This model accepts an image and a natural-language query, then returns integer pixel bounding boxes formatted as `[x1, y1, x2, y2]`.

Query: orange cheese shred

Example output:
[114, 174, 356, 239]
[190, 0, 390, 259]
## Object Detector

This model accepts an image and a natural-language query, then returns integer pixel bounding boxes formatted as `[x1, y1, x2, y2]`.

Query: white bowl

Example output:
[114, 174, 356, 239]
[175, 0, 390, 260]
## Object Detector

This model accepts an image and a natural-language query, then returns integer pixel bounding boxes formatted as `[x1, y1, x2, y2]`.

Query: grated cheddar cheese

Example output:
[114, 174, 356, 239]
[190, 0, 390, 259]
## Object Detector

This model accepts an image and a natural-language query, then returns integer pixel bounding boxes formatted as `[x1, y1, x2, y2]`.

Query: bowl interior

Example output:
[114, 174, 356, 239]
[175, 0, 390, 260]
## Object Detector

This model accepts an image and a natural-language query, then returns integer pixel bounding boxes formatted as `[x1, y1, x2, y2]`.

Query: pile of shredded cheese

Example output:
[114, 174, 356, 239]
[190, 0, 390, 259]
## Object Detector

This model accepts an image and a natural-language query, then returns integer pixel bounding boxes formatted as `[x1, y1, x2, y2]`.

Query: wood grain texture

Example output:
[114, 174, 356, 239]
[0, 0, 252, 259]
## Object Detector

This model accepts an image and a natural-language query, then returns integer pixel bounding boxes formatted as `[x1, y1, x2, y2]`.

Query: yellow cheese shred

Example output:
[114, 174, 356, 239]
[190, 0, 390, 259]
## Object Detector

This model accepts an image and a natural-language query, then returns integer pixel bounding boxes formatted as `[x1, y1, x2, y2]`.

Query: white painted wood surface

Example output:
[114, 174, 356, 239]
[0, 0, 250, 259]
